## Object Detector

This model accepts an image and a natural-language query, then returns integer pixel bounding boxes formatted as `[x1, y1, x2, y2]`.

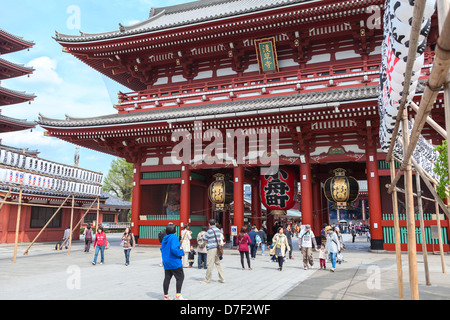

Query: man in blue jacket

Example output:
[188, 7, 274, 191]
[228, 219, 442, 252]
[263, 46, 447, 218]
[160, 224, 185, 300]
[248, 225, 257, 259]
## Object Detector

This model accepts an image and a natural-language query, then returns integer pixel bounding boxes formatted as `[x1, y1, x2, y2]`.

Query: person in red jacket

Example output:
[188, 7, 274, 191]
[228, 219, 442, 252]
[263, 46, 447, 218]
[237, 226, 252, 270]
[92, 226, 107, 265]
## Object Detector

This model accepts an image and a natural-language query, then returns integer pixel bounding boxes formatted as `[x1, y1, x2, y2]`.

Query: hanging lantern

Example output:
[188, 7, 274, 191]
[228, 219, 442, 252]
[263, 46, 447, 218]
[208, 173, 233, 210]
[260, 166, 296, 215]
[323, 168, 359, 210]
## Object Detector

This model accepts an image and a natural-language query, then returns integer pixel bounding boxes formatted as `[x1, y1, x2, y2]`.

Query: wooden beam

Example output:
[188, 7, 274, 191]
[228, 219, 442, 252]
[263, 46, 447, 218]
[411, 156, 450, 220]
[415, 171, 431, 286]
[0, 186, 13, 211]
[60, 196, 99, 249]
[402, 109, 419, 300]
[398, 11, 450, 171]
[390, 159, 404, 300]
[23, 193, 72, 255]
[409, 101, 447, 139]
[12, 187, 23, 264]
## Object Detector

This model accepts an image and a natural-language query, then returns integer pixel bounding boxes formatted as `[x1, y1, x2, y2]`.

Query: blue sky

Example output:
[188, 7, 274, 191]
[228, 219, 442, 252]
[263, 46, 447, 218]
[0, 0, 190, 176]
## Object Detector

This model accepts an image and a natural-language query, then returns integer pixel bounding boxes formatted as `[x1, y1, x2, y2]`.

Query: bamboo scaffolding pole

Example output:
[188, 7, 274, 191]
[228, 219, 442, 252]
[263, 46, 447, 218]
[387, 10, 450, 195]
[409, 102, 447, 139]
[68, 194, 74, 256]
[390, 159, 404, 300]
[433, 181, 447, 273]
[0, 199, 97, 210]
[12, 187, 23, 264]
[60, 196, 99, 250]
[392, 11, 450, 180]
[411, 156, 450, 220]
[415, 171, 431, 286]
[402, 109, 420, 300]
[388, 184, 437, 202]
[386, 0, 427, 162]
[0, 186, 13, 211]
[437, 0, 450, 216]
[23, 193, 73, 255]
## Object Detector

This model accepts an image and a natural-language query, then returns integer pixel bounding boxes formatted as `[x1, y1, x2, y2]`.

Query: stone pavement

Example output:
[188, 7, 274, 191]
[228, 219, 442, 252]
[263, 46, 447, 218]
[0, 233, 449, 300]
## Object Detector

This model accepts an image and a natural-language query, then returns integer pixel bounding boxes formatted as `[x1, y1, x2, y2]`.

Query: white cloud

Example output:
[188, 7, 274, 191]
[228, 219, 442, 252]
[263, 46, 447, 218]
[25, 56, 63, 85]
[0, 128, 65, 148]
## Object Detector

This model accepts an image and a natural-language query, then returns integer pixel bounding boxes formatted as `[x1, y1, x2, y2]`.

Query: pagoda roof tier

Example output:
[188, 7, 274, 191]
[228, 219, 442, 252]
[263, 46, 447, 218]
[39, 84, 380, 129]
[0, 57, 34, 80]
[0, 143, 39, 156]
[55, 0, 378, 43]
[0, 184, 107, 203]
[0, 85, 36, 106]
[0, 114, 35, 133]
[54, 0, 383, 91]
[0, 28, 34, 54]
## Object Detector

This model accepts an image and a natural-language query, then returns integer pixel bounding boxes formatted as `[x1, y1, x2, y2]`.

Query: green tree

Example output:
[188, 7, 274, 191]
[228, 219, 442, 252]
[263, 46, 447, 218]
[434, 140, 448, 201]
[102, 158, 134, 201]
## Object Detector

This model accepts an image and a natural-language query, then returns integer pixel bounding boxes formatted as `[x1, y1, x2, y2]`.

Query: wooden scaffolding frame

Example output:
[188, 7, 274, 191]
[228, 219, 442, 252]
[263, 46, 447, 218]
[0, 183, 101, 263]
[385, 0, 450, 300]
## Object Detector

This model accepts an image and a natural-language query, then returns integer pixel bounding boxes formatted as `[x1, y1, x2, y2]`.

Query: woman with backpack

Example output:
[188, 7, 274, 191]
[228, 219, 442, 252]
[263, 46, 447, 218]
[83, 224, 93, 252]
[197, 226, 208, 269]
[237, 226, 252, 270]
[121, 227, 136, 266]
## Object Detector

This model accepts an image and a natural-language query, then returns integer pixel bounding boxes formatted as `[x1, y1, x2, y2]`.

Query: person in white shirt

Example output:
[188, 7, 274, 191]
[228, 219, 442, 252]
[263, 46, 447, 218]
[298, 224, 317, 270]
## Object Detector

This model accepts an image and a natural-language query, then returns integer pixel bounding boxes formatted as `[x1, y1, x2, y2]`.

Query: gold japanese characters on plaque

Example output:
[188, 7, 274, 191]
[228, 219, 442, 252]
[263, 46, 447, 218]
[254, 37, 279, 74]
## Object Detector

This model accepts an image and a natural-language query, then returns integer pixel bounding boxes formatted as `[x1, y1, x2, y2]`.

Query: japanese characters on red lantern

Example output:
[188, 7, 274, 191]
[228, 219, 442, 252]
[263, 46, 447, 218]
[260, 166, 295, 212]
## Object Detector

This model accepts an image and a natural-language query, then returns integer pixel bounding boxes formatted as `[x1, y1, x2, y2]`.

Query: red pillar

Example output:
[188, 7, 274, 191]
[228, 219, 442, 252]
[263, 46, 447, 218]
[300, 157, 313, 227]
[131, 164, 141, 237]
[233, 165, 244, 233]
[251, 182, 262, 229]
[312, 178, 322, 235]
[366, 145, 383, 250]
[180, 165, 191, 227]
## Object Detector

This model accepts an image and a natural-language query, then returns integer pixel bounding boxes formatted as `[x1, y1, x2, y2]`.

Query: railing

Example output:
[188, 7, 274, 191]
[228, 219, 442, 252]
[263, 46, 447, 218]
[139, 214, 206, 221]
[116, 58, 389, 112]
[382, 213, 445, 221]
[383, 226, 448, 245]
[139, 225, 180, 239]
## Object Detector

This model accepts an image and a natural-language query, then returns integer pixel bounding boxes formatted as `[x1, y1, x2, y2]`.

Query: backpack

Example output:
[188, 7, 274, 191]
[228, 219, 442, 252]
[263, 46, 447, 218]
[158, 230, 166, 243]
[197, 232, 206, 248]
[255, 234, 262, 245]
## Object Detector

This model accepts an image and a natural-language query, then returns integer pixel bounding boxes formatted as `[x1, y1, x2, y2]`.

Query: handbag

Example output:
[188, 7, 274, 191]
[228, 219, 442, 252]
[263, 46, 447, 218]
[212, 228, 223, 257]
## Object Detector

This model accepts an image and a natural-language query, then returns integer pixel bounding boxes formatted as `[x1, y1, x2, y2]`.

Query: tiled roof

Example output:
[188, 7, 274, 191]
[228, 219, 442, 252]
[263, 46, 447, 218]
[0, 114, 35, 131]
[0, 28, 35, 47]
[0, 85, 36, 100]
[101, 191, 131, 208]
[38, 85, 379, 128]
[54, 0, 310, 42]
[0, 57, 35, 78]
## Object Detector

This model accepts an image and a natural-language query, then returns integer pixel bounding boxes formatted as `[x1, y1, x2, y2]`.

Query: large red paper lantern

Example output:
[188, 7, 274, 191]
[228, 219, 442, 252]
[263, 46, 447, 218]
[260, 166, 296, 214]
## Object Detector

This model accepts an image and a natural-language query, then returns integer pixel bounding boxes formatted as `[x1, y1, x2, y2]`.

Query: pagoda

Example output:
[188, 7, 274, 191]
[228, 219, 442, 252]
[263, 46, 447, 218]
[0, 28, 36, 132]
[0, 29, 105, 247]
[39, 0, 448, 252]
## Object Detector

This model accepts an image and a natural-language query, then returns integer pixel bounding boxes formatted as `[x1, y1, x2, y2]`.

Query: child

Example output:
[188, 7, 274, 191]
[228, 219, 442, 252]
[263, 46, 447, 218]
[188, 245, 196, 268]
[318, 244, 327, 270]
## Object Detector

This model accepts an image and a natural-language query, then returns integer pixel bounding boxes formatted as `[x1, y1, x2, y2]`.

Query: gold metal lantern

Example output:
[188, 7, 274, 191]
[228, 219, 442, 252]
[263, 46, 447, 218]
[208, 173, 233, 210]
[323, 168, 359, 210]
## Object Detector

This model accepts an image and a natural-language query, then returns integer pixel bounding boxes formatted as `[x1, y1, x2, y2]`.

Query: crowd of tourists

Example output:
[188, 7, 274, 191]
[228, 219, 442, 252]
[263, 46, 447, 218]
[157, 220, 359, 300]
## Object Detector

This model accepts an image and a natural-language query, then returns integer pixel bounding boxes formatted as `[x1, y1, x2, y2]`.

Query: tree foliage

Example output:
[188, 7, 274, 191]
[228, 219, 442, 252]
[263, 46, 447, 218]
[102, 158, 133, 201]
[434, 140, 448, 201]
